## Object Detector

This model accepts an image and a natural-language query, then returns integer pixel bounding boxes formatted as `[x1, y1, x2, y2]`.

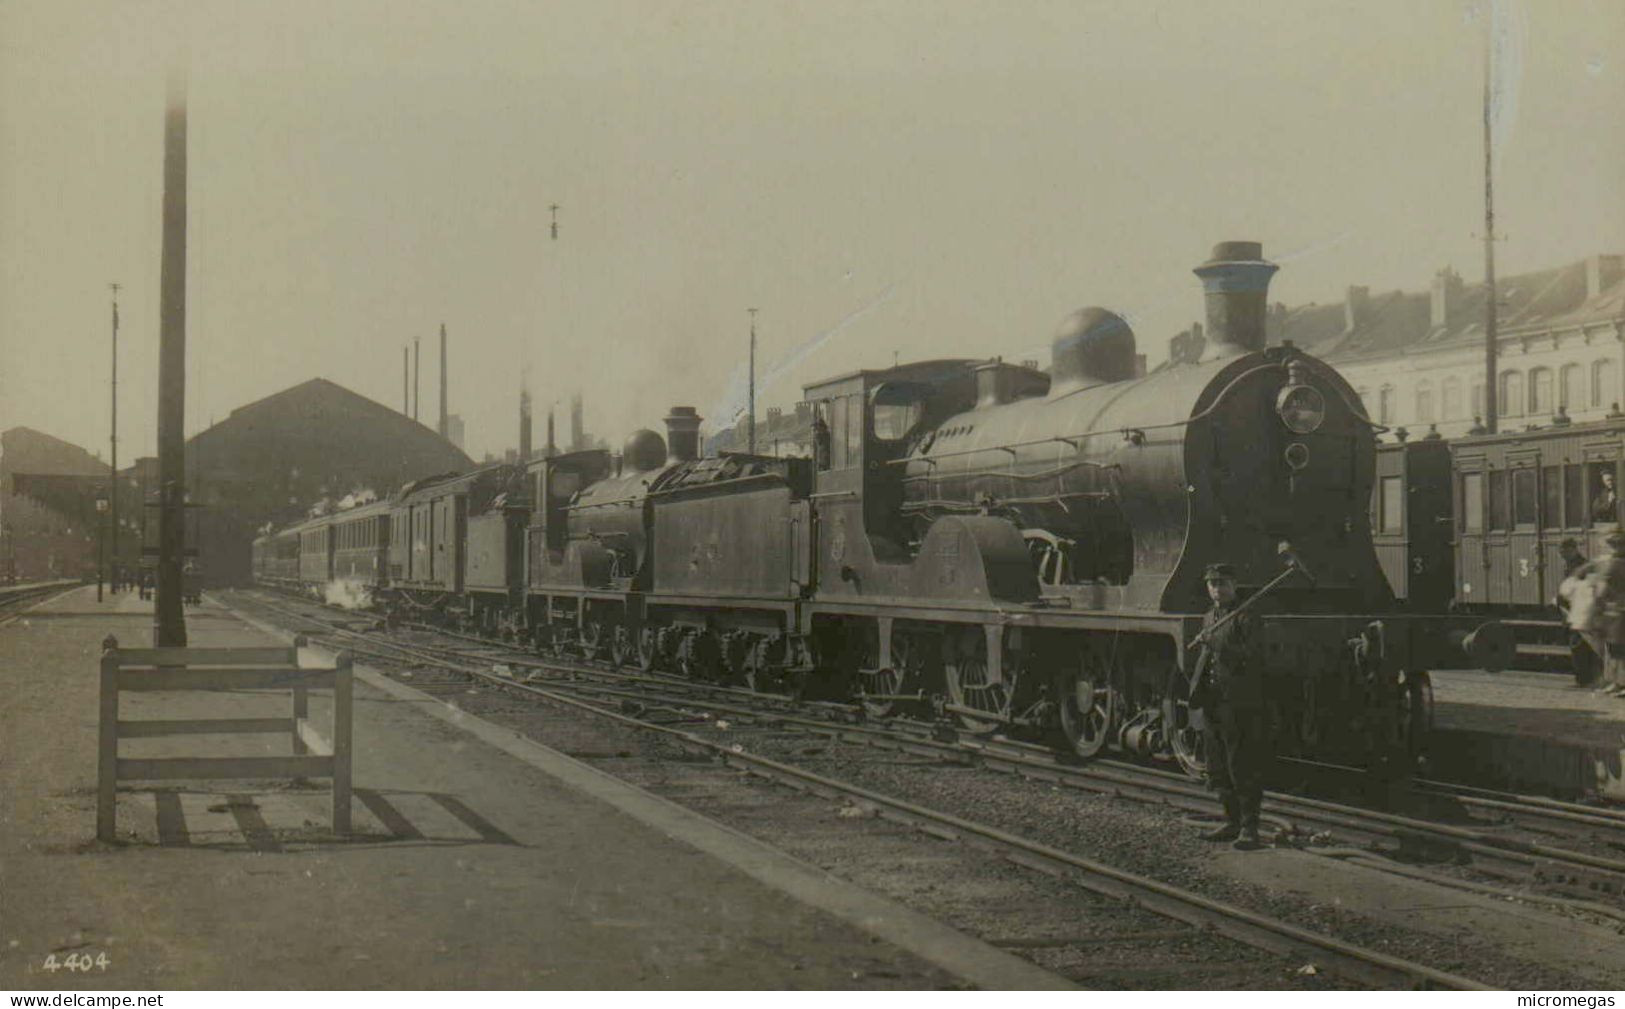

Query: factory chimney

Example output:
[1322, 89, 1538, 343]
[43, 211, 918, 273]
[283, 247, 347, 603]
[569, 393, 583, 452]
[664, 406, 702, 463]
[1192, 241, 1278, 357]
[438, 323, 448, 437]
[519, 388, 532, 460]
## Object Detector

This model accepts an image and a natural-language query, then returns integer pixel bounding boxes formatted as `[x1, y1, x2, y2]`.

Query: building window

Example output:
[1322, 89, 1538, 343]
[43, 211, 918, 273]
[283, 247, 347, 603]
[1561, 363, 1582, 409]
[1415, 382, 1435, 424]
[1594, 359, 1617, 410]
[1529, 367, 1553, 415]
[1380, 476, 1403, 533]
[1378, 385, 1395, 425]
[1499, 370, 1524, 418]
[1441, 377, 1462, 420]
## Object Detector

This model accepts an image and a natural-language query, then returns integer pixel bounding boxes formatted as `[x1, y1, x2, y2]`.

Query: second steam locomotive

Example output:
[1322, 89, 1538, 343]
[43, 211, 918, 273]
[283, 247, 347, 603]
[256, 242, 1509, 776]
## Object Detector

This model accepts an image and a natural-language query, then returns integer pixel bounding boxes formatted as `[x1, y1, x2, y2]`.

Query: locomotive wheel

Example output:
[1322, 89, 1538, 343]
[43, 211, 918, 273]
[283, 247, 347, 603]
[723, 633, 753, 686]
[746, 635, 788, 694]
[943, 628, 1009, 733]
[1055, 654, 1115, 758]
[610, 624, 636, 668]
[579, 620, 606, 661]
[680, 631, 723, 682]
[861, 629, 929, 719]
[637, 625, 661, 672]
[1165, 666, 1206, 778]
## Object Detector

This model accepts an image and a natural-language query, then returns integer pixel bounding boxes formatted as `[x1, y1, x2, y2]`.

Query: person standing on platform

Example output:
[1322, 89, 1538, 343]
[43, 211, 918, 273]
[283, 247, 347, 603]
[1189, 562, 1268, 850]
[1582, 530, 1625, 697]
[1593, 471, 1619, 525]
[1557, 538, 1601, 687]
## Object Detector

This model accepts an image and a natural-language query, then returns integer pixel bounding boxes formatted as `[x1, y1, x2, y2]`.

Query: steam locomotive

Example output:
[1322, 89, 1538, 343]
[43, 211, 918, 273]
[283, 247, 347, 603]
[255, 241, 1510, 776]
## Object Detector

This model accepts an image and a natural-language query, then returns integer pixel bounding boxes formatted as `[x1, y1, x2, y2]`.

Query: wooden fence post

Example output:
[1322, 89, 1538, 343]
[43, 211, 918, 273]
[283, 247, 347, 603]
[331, 652, 353, 835]
[97, 640, 120, 842]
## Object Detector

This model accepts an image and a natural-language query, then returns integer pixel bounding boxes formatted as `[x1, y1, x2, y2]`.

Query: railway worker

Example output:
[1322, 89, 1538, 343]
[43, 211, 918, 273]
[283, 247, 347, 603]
[1557, 539, 1601, 688]
[1191, 562, 1268, 851]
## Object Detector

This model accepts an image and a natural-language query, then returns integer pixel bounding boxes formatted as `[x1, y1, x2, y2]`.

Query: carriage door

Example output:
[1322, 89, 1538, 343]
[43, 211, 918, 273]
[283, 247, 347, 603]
[1506, 450, 1544, 607]
[1454, 456, 1489, 606]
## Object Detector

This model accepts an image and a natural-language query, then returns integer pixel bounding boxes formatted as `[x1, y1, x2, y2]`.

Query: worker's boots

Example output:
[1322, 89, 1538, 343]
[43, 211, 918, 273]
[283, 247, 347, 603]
[1232, 795, 1265, 850]
[1200, 792, 1241, 842]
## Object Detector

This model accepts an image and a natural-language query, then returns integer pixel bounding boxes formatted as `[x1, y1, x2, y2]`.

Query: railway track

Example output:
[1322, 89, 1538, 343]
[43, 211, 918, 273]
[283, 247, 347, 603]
[221, 588, 1519, 989]
[0, 580, 82, 625]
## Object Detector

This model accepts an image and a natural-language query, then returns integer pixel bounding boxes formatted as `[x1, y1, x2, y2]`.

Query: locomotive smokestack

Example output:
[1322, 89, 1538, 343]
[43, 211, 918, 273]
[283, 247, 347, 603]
[1193, 241, 1278, 356]
[664, 406, 702, 463]
[519, 388, 532, 460]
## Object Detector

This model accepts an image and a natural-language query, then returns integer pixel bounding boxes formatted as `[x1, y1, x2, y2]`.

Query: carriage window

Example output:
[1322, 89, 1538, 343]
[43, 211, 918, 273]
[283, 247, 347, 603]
[1461, 472, 1484, 532]
[1542, 466, 1562, 529]
[1488, 470, 1509, 530]
[1591, 463, 1619, 525]
[1512, 468, 1538, 526]
[1379, 476, 1403, 534]
[1566, 465, 1586, 527]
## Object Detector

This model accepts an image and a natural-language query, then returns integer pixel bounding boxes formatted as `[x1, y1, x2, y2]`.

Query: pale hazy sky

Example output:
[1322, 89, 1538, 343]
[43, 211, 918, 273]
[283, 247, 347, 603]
[2, 0, 1621, 462]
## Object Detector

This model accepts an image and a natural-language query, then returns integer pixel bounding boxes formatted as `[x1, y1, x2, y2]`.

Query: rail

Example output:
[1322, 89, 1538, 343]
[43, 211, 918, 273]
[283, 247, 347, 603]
[96, 639, 353, 842]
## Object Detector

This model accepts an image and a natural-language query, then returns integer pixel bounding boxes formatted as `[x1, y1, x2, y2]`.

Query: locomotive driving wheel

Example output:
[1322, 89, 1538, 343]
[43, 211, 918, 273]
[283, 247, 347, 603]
[680, 630, 723, 683]
[943, 627, 1011, 733]
[859, 628, 930, 719]
[610, 624, 636, 668]
[579, 620, 606, 661]
[1166, 665, 1207, 778]
[1055, 652, 1115, 758]
[745, 635, 788, 694]
[637, 625, 661, 672]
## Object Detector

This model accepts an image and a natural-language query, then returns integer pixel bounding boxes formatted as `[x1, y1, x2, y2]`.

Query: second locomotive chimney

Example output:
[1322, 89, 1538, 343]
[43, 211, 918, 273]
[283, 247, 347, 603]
[1193, 241, 1278, 356]
[664, 406, 702, 463]
[519, 388, 532, 460]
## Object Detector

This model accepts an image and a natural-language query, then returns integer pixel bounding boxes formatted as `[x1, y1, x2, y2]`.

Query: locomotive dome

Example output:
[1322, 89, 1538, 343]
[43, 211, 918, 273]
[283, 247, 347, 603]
[622, 428, 668, 471]
[1050, 306, 1137, 389]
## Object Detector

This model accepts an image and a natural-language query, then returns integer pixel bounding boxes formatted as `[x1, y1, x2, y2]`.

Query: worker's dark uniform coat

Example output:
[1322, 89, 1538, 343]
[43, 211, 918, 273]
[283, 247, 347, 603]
[1191, 601, 1268, 830]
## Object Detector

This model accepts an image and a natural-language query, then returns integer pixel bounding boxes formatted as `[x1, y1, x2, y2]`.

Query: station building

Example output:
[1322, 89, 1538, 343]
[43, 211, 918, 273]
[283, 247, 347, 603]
[1258, 253, 1625, 439]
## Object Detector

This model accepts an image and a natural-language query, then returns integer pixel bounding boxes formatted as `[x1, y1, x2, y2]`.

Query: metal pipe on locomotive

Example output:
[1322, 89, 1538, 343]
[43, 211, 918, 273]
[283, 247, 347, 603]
[253, 241, 1510, 777]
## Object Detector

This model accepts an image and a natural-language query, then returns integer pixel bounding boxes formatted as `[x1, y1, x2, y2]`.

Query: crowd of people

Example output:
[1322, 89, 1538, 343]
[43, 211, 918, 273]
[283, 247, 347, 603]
[1558, 529, 1625, 697]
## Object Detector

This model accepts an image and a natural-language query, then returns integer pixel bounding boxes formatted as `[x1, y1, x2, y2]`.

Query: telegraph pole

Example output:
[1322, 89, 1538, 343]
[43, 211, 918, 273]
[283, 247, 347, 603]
[747, 308, 758, 455]
[413, 335, 421, 422]
[154, 73, 189, 646]
[109, 282, 120, 591]
[403, 345, 409, 414]
[1482, 19, 1499, 434]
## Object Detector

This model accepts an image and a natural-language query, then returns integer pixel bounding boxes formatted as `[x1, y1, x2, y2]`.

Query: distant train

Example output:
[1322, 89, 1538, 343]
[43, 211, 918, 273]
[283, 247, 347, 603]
[256, 241, 1509, 777]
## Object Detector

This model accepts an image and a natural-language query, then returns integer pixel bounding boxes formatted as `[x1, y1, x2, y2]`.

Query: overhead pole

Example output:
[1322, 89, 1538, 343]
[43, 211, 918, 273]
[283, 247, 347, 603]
[403, 345, 409, 414]
[154, 72, 189, 647]
[438, 322, 448, 436]
[747, 308, 758, 455]
[109, 282, 121, 592]
[413, 335, 421, 423]
[1482, 15, 1499, 435]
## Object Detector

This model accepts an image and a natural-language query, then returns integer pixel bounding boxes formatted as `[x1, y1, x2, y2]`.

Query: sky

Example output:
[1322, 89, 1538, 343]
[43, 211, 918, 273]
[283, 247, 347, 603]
[1, 0, 1622, 463]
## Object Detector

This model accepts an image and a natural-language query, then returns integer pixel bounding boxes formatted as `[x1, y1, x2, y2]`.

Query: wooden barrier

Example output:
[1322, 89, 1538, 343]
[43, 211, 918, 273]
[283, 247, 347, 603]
[96, 639, 353, 842]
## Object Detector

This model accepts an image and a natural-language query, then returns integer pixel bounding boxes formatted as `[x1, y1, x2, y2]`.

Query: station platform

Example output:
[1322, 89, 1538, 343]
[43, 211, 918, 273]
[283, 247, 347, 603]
[0, 587, 1065, 990]
[1428, 667, 1625, 801]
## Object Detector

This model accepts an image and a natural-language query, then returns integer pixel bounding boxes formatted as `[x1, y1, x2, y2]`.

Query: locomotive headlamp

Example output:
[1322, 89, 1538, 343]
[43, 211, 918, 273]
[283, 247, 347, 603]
[1276, 384, 1326, 434]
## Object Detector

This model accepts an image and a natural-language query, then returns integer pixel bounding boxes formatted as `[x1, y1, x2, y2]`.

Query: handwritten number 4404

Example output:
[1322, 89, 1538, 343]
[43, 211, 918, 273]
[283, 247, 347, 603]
[42, 952, 110, 972]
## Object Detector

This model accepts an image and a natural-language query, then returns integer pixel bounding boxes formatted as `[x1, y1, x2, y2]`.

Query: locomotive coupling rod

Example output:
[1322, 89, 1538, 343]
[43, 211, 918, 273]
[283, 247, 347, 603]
[1187, 550, 1311, 651]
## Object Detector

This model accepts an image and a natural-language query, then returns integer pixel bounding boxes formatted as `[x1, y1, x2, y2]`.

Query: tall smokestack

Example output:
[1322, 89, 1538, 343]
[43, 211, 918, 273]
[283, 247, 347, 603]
[413, 336, 421, 421]
[153, 71, 188, 648]
[438, 323, 448, 436]
[570, 393, 583, 452]
[546, 406, 556, 456]
[403, 345, 409, 414]
[519, 388, 532, 460]
[1192, 241, 1278, 356]
[664, 406, 702, 463]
